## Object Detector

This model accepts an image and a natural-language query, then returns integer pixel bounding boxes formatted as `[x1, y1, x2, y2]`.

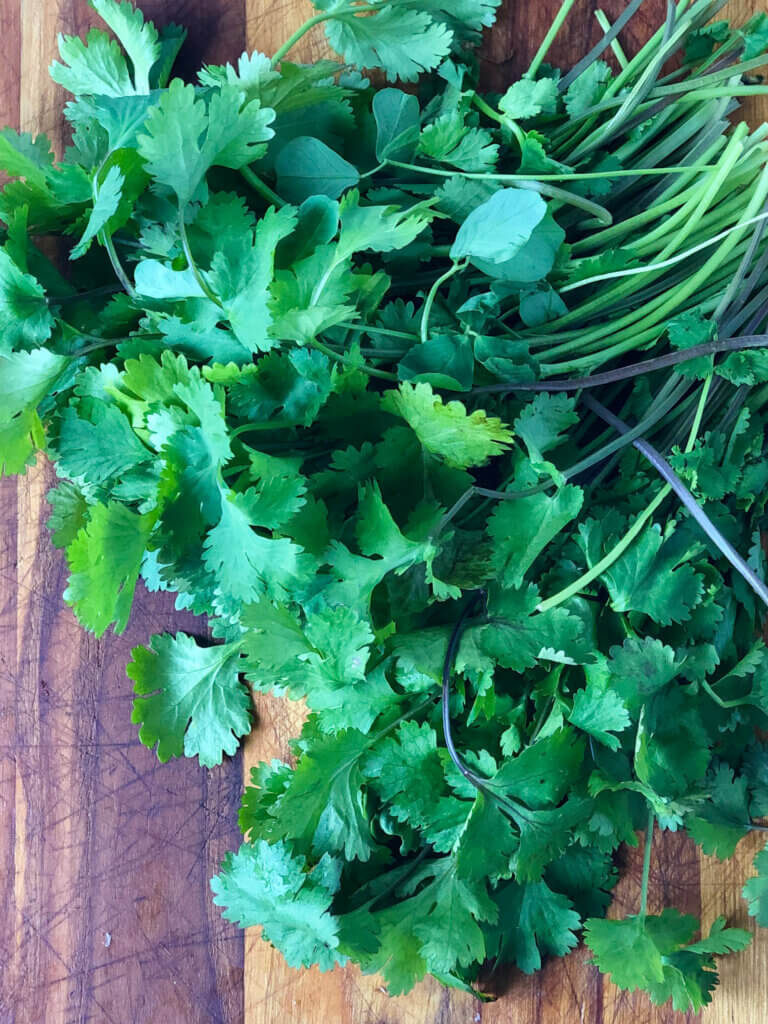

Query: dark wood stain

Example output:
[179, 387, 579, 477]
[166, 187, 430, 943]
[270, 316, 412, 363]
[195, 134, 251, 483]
[0, 3, 248, 1022]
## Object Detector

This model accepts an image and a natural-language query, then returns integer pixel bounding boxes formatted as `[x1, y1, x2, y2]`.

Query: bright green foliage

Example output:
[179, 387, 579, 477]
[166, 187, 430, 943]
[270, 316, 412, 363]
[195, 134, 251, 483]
[743, 842, 768, 926]
[4, 0, 768, 1013]
[71, 164, 124, 259]
[128, 632, 251, 767]
[569, 682, 631, 751]
[137, 80, 275, 204]
[500, 78, 559, 121]
[211, 840, 344, 969]
[64, 501, 152, 635]
[382, 382, 513, 468]
[319, 2, 453, 82]
[488, 484, 583, 587]
[585, 910, 751, 1012]
[90, 0, 161, 93]
[0, 250, 55, 348]
[486, 880, 580, 972]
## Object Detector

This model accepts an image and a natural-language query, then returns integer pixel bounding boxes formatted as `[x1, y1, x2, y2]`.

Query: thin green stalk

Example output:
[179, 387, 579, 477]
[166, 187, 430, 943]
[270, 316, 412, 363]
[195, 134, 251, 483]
[420, 261, 464, 342]
[178, 211, 222, 307]
[537, 486, 671, 612]
[240, 166, 286, 207]
[100, 230, 135, 298]
[538, 380, 710, 612]
[309, 337, 399, 381]
[385, 158, 721, 184]
[536, 162, 768, 365]
[526, 0, 579, 80]
[340, 322, 419, 342]
[471, 93, 506, 127]
[595, 10, 628, 69]
[561, 211, 768, 294]
[700, 680, 750, 709]
[639, 809, 655, 920]
[269, 5, 376, 65]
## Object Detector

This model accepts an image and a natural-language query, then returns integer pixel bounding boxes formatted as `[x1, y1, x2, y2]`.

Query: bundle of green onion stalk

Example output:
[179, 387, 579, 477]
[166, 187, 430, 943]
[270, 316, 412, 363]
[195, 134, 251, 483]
[2, 0, 768, 1012]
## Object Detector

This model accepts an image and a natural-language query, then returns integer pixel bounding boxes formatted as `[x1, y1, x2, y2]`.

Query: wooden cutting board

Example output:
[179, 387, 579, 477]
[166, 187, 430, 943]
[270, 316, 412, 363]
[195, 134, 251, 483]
[0, 2, 766, 1022]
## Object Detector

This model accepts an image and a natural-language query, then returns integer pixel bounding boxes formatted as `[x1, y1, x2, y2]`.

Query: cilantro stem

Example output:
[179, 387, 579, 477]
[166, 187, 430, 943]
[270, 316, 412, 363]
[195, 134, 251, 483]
[420, 261, 464, 342]
[470, 334, 768, 395]
[308, 337, 399, 381]
[594, 10, 629, 70]
[583, 392, 768, 608]
[340, 322, 419, 342]
[558, 0, 646, 92]
[700, 680, 750, 710]
[383, 156, 717, 182]
[537, 486, 671, 613]
[270, 4, 379, 66]
[560, 212, 768, 293]
[240, 166, 286, 208]
[178, 211, 222, 307]
[526, 0, 579, 80]
[441, 591, 490, 791]
[229, 421, 282, 439]
[100, 229, 135, 298]
[384, 160, 613, 221]
[470, 93, 505, 127]
[536, 378, 712, 611]
[639, 809, 655, 920]
[270, 11, 334, 66]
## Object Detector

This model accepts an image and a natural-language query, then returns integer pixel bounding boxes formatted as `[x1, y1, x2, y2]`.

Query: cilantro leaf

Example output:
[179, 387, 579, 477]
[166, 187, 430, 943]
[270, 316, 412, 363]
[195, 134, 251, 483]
[128, 632, 252, 767]
[450, 187, 547, 264]
[0, 249, 55, 349]
[319, 2, 453, 83]
[63, 501, 153, 635]
[499, 78, 559, 120]
[137, 81, 275, 205]
[275, 137, 359, 203]
[266, 726, 380, 861]
[569, 682, 631, 750]
[90, 0, 161, 94]
[488, 484, 583, 588]
[486, 880, 580, 972]
[209, 205, 297, 352]
[211, 839, 343, 970]
[743, 842, 768, 926]
[70, 164, 124, 259]
[686, 764, 751, 859]
[585, 909, 749, 1012]
[382, 383, 512, 469]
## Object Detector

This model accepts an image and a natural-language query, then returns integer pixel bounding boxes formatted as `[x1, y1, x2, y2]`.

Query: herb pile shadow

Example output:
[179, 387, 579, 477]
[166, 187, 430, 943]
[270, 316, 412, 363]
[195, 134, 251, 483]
[4, 0, 768, 1011]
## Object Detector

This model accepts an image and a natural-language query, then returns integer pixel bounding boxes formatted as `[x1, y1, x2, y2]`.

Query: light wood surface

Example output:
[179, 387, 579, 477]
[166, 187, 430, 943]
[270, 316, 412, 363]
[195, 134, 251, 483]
[0, 1, 766, 1022]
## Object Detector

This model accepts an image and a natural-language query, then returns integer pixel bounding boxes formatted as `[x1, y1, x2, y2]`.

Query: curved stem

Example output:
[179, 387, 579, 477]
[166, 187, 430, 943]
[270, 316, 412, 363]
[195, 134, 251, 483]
[309, 337, 399, 381]
[537, 378, 711, 613]
[561, 211, 768, 293]
[441, 592, 489, 790]
[420, 261, 464, 342]
[100, 230, 135, 298]
[240, 166, 286, 208]
[178, 210, 222, 307]
[469, 334, 768, 395]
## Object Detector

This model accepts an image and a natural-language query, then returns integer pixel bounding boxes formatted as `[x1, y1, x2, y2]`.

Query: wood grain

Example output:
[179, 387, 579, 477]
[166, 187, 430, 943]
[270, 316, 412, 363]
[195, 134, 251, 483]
[0, 3, 248, 1022]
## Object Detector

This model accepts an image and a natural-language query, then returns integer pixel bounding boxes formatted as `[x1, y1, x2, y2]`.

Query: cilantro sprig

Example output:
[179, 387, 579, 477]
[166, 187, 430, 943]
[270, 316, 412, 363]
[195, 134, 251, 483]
[3, 0, 768, 1011]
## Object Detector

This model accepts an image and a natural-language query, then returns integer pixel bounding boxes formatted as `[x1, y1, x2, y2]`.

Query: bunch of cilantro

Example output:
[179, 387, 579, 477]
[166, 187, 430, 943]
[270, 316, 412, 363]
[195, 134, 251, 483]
[3, 0, 768, 1011]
